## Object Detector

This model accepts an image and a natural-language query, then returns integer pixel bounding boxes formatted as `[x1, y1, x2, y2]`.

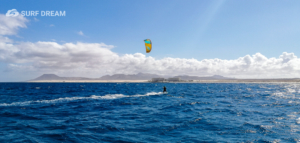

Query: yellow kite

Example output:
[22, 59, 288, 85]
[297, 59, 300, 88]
[144, 39, 152, 53]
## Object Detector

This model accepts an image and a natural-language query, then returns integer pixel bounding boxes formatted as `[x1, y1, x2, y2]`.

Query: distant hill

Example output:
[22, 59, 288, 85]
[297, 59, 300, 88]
[31, 73, 163, 81]
[33, 74, 61, 80]
[173, 75, 235, 80]
[99, 73, 163, 80]
[32, 74, 93, 81]
[28, 73, 300, 83]
[30, 73, 234, 81]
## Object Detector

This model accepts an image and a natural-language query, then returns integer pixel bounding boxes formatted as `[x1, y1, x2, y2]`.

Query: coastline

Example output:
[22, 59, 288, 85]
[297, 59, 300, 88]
[27, 79, 300, 83]
[28, 80, 149, 83]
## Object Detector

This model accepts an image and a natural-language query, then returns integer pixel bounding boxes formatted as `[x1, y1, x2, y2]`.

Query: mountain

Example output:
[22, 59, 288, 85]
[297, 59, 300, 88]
[173, 75, 235, 80]
[30, 73, 234, 81]
[99, 73, 162, 80]
[32, 74, 93, 81]
[33, 74, 62, 80]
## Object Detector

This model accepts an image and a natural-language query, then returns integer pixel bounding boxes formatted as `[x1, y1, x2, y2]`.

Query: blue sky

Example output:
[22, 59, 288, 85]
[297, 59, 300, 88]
[1, 0, 299, 59]
[1, 0, 300, 81]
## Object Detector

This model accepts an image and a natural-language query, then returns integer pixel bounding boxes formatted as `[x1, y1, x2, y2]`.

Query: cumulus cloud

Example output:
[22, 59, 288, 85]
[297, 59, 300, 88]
[1, 39, 300, 78]
[0, 36, 13, 43]
[0, 14, 300, 78]
[0, 14, 28, 35]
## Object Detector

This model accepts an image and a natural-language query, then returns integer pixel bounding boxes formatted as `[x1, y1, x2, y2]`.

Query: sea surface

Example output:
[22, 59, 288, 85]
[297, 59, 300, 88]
[0, 83, 300, 142]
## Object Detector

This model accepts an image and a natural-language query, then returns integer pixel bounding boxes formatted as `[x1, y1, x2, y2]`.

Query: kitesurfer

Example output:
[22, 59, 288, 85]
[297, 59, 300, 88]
[163, 86, 167, 93]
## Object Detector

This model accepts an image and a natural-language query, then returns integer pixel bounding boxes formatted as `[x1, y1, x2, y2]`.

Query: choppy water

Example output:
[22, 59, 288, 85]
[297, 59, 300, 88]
[0, 83, 300, 142]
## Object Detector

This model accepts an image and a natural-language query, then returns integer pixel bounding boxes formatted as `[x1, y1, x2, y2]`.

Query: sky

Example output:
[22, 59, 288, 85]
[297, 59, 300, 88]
[1, 0, 300, 81]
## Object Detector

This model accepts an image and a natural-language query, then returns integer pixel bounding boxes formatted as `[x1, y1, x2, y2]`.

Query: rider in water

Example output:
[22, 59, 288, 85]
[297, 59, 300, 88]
[163, 86, 167, 92]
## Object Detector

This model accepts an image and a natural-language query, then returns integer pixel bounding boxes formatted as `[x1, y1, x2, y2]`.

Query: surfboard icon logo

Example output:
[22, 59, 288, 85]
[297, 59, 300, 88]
[6, 9, 19, 17]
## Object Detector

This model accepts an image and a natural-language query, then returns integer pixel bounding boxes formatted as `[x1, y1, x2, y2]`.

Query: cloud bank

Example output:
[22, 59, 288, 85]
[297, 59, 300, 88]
[0, 14, 300, 78]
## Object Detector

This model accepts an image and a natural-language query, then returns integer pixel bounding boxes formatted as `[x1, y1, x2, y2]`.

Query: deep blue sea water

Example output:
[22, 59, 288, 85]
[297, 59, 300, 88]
[0, 83, 300, 142]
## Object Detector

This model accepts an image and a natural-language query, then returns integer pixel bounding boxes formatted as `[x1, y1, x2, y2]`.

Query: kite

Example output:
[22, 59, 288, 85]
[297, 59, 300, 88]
[144, 39, 152, 53]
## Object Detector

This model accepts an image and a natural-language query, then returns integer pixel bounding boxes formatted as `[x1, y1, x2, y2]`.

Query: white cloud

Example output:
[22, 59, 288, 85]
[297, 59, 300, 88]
[49, 24, 54, 27]
[0, 36, 13, 43]
[33, 17, 39, 22]
[0, 14, 300, 79]
[78, 31, 84, 36]
[1, 38, 300, 78]
[0, 14, 28, 35]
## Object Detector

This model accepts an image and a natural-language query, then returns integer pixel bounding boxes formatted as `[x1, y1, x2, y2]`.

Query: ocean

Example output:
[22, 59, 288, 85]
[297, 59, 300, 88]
[0, 83, 300, 142]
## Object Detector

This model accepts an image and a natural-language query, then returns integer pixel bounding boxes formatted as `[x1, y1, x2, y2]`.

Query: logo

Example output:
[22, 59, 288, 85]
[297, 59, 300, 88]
[6, 9, 66, 17]
[6, 9, 19, 17]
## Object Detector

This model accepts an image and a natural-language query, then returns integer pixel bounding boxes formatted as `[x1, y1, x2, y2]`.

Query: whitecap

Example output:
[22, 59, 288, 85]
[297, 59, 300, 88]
[296, 117, 300, 124]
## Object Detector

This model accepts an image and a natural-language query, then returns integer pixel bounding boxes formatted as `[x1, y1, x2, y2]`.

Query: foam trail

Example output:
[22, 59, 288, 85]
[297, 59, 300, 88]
[0, 92, 162, 107]
[133, 92, 163, 97]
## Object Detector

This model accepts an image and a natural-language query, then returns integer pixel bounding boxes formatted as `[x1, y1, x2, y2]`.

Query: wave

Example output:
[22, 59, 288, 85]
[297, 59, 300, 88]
[0, 92, 163, 107]
[271, 85, 300, 100]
